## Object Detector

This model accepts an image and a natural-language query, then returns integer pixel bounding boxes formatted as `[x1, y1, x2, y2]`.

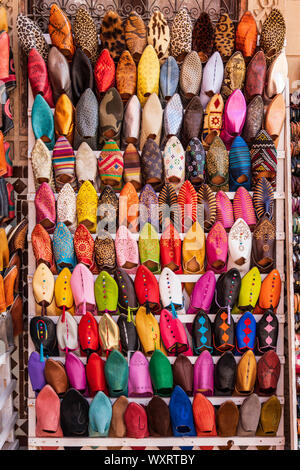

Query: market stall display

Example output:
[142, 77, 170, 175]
[19, 4, 295, 450]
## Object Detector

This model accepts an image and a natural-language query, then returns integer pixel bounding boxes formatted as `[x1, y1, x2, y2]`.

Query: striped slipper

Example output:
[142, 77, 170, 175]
[253, 177, 274, 220]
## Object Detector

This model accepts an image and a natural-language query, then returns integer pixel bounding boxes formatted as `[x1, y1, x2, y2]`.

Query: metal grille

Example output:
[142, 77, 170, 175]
[28, 0, 240, 32]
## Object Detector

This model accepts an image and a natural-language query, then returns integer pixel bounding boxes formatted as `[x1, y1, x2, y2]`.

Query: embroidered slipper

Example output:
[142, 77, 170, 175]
[201, 93, 224, 150]
[137, 45, 160, 107]
[98, 185, 118, 232]
[114, 267, 139, 316]
[250, 130, 277, 190]
[141, 138, 163, 191]
[206, 221, 228, 273]
[53, 223, 77, 273]
[94, 271, 118, 315]
[34, 182, 56, 234]
[52, 137, 77, 192]
[94, 230, 117, 274]
[185, 138, 205, 190]
[31, 223, 56, 272]
[227, 218, 252, 277]
[139, 222, 160, 274]
[98, 139, 124, 190]
[139, 184, 159, 232]
[206, 136, 229, 192]
[115, 225, 139, 275]
[73, 224, 96, 271]
[134, 265, 160, 313]
[76, 180, 98, 233]
[57, 183, 77, 233]
[251, 215, 275, 274]
[163, 136, 185, 192]
[160, 223, 182, 274]
[31, 139, 55, 191]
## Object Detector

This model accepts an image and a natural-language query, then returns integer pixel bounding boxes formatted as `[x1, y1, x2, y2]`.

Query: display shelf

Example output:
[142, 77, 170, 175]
[27, 272, 286, 283]
[26, 37, 290, 447]
[27, 435, 285, 449]
[27, 313, 286, 323]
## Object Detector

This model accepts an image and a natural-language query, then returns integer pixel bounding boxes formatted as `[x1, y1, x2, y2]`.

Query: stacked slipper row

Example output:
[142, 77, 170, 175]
[30, 177, 276, 276]
[29, 260, 281, 358]
[32, 384, 282, 444]
[21, 6, 286, 164]
[23, 6, 287, 198]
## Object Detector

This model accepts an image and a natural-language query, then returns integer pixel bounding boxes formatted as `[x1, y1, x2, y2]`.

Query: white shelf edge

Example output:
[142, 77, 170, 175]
[27, 231, 286, 242]
[27, 191, 286, 201]
[28, 396, 284, 406]
[39, 354, 285, 365]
